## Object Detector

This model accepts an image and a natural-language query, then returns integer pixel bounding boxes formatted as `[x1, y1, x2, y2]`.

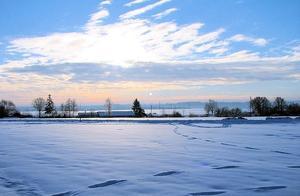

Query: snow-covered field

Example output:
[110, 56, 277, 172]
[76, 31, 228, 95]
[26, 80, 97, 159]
[0, 119, 299, 196]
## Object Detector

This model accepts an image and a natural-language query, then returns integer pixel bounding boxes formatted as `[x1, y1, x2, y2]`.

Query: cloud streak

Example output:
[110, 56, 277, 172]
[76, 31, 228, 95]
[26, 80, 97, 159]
[8, 59, 299, 84]
[100, 0, 112, 6]
[120, 0, 171, 19]
[125, 0, 150, 7]
[153, 8, 177, 19]
[229, 34, 268, 46]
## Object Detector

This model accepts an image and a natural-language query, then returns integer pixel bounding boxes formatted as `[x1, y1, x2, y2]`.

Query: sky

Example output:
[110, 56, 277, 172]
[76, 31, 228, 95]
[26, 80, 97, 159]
[0, 0, 300, 105]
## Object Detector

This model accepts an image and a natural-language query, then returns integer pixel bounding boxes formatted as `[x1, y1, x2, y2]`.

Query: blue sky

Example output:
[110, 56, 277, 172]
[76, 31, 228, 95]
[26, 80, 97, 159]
[0, 0, 300, 104]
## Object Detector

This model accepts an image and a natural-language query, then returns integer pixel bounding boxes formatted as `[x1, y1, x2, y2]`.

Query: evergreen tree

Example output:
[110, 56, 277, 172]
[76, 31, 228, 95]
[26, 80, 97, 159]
[45, 94, 55, 116]
[132, 98, 146, 117]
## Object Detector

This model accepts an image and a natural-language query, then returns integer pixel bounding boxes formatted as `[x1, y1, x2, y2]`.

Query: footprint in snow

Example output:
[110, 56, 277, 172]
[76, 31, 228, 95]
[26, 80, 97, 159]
[264, 134, 277, 137]
[88, 180, 126, 188]
[0, 176, 42, 196]
[220, 143, 237, 147]
[154, 171, 182, 176]
[205, 139, 216, 143]
[51, 191, 80, 196]
[247, 186, 286, 192]
[244, 146, 259, 150]
[287, 165, 300, 168]
[213, 166, 240, 170]
[271, 150, 291, 155]
[189, 191, 226, 195]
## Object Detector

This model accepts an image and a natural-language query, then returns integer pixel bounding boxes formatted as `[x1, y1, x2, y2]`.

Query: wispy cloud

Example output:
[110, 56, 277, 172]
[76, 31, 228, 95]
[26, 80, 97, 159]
[100, 0, 112, 6]
[153, 8, 177, 19]
[8, 61, 296, 84]
[4, 0, 298, 69]
[125, 0, 150, 7]
[86, 9, 109, 28]
[120, 0, 171, 19]
[229, 34, 268, 46]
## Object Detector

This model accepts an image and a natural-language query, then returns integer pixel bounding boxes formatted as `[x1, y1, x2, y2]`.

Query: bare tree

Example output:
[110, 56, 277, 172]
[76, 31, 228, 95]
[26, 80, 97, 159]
[65, 98, 72, 117]
[0, 100, 19, 118]
[32, 97, 46, 118]
[70, 99, 78, 117]
[250, 97, 271, 116]
[64, 98, 77, 117]
[204, 99, 218, 116]
[105, 98, 112, 117]
[60, 104, 65, 117]
[273, 97, 286, 115]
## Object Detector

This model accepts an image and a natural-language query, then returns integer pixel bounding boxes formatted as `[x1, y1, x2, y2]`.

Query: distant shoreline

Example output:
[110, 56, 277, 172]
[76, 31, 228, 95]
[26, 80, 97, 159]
[1, 116, 299, 125]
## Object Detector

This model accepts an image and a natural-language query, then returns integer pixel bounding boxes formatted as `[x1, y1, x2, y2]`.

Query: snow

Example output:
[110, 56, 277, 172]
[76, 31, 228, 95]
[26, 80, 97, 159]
[0, 119, 299, 195]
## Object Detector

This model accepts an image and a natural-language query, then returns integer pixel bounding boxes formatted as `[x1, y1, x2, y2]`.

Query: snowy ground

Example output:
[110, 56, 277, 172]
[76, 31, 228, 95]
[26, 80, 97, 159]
[0, 119, 299, 195]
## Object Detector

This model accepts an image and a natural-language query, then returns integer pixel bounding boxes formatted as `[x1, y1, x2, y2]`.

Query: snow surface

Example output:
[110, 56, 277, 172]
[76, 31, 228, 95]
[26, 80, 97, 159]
[0, 119, 299, 195]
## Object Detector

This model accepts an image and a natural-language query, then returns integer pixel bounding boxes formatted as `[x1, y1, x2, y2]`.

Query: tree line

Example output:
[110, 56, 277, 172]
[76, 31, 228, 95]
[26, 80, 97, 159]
[32, 95, 78, 118]
[204, 97, 300, 117]
[1, 96, 300, 118]
[31, 95, 146, 118]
